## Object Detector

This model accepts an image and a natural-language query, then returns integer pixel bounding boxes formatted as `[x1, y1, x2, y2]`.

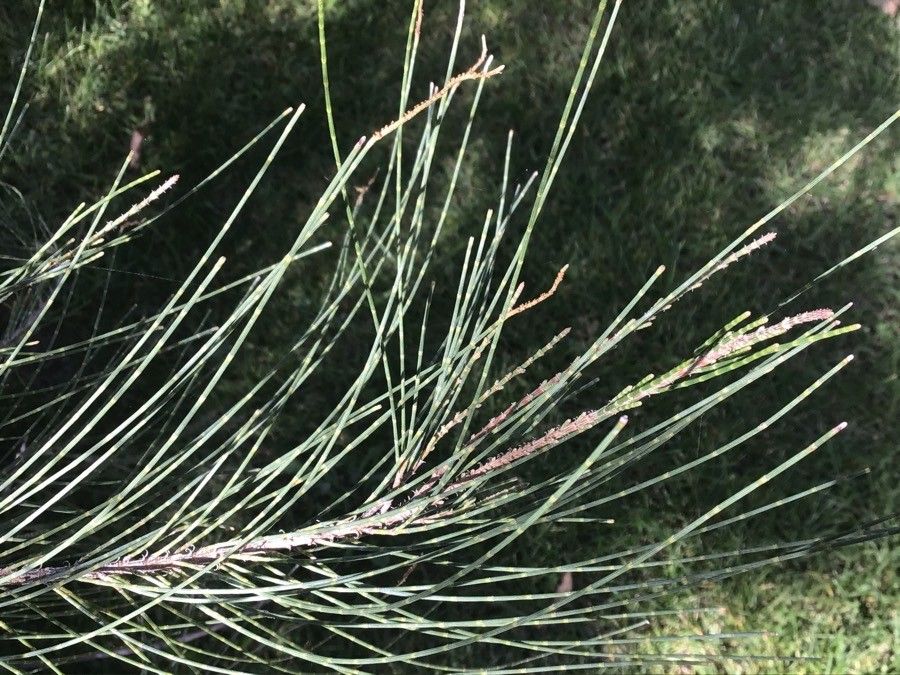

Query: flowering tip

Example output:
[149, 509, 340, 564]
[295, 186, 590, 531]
[159, 175, 179, 191]
[813, 308, 835, 319]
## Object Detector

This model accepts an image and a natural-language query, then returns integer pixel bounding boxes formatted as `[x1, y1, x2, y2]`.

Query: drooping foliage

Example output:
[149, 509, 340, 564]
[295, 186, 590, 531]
[1, 1, 897, 671]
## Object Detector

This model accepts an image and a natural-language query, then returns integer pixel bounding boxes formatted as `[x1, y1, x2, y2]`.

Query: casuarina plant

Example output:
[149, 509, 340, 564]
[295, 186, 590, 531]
[1, 0, 897, 671]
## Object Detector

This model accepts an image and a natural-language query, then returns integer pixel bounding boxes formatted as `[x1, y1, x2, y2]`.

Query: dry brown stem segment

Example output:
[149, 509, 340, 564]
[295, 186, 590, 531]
[370, 36, 504, 143]
[0, 498, 443, 588]
[508, 265, 569, 317]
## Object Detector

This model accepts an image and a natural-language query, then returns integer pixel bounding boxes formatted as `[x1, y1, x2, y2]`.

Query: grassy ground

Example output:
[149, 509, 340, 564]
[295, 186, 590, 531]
[1, 0, 898, 671]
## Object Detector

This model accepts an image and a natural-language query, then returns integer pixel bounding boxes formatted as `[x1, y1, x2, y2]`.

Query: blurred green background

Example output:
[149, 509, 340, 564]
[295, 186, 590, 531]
[1, 1, 897, 671]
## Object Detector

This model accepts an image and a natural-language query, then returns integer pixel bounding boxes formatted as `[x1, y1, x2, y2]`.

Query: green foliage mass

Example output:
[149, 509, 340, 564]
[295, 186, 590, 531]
[0, 1, 897, 671]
